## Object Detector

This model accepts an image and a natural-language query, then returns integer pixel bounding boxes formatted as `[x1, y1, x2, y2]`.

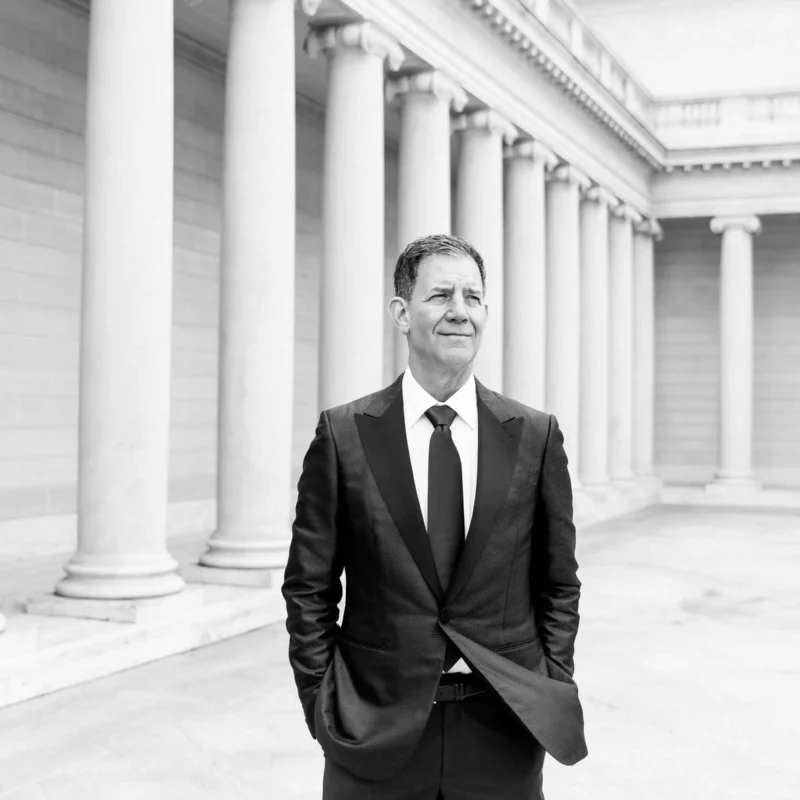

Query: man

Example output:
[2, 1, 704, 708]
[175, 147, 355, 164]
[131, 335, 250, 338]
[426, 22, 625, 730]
[283, 234, 587, 798]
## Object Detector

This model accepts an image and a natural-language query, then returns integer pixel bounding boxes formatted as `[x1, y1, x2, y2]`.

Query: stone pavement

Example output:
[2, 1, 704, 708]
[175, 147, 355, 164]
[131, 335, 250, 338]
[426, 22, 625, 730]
[0, 504, 798, 799]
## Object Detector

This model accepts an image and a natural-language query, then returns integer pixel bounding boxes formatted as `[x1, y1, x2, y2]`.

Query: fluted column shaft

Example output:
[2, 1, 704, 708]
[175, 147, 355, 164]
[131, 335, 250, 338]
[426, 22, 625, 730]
[545, 165, 589, 489]
[308, 23, 404, 409]
[579, 186, 616, 491]
[503, 141, 556, 409]
[201, 0, 314, 570]
[632, 219, 662, 483]
[608, 205, 640, 486]
[387, 71, 466, 375]
[454, 109, 517, 392]
[708, 216, 762, 490]
[56, 0, 182, 599]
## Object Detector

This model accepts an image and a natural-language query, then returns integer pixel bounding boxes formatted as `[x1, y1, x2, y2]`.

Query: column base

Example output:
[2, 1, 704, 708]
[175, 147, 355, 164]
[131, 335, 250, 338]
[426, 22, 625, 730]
[55, 552, 185, 600]
[198, 534, 290, 570]
[705, 475, 762, 496]
[26, 591, 200, 624]
[181, 563, 274, 588]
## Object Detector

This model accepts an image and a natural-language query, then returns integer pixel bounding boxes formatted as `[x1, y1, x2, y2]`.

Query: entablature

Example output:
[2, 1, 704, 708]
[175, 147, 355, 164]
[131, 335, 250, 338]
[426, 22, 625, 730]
[652, 162, 800, 219]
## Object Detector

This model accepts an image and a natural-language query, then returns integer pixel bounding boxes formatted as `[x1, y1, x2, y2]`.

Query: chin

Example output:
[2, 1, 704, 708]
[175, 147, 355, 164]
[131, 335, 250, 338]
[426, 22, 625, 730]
[440, 350, 474, 367]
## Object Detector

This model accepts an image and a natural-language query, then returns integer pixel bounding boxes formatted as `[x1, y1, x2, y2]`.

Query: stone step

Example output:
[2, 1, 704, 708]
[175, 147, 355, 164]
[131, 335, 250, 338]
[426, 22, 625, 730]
[0, 579, 287, 710]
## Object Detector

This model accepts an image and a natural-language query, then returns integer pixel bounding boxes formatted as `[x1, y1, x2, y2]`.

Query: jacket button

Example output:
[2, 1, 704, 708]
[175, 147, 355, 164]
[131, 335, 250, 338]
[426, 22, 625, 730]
[439, 609, 451, 624]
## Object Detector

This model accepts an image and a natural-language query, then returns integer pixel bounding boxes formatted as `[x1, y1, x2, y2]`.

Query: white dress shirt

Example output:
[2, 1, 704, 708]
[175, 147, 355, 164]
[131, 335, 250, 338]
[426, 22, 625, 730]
[402, 368, 477, 674]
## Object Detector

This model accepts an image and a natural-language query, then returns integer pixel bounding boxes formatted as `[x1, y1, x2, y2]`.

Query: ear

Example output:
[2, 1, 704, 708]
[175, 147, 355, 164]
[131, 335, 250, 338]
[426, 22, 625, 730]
[388, 297, 410, 335]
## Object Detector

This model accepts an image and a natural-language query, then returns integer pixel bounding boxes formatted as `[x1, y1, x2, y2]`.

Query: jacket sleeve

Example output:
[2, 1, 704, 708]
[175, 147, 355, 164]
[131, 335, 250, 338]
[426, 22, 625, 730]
[531, 413, 581, 684]
[282, 410, 343, 738]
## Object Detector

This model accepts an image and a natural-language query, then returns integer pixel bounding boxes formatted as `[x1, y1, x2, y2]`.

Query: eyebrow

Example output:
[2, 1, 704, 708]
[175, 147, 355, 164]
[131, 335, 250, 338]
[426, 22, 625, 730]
[428, 284, 482, 294]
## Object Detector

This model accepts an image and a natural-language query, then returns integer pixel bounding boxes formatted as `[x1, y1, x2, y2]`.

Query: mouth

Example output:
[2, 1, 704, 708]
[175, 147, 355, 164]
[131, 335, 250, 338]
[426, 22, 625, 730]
[439, 332, 471, 338]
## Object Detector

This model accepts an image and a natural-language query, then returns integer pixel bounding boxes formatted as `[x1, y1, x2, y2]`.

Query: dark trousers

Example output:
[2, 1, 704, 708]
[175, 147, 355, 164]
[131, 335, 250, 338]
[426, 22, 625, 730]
[322, 686, 546, 799]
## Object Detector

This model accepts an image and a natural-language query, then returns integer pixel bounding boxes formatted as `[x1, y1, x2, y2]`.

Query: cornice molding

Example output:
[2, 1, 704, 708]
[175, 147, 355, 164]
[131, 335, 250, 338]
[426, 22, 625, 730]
[452, 108, 518, 144]
[386, 70, 468, 111]
[503, 139, 558, 168]
[305, 21, 405, 71]
[665, 151, 799, 173]
[463, 0, 663, 169]
[710, 216, 762, 236]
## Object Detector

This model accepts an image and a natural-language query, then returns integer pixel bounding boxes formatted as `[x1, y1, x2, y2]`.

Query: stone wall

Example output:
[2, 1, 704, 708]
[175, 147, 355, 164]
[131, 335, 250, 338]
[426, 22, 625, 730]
[753, 214, 800, 487]
[0, 0, 87, 521]
[654, 215, 800, 487]
[654, 218, 720, 484]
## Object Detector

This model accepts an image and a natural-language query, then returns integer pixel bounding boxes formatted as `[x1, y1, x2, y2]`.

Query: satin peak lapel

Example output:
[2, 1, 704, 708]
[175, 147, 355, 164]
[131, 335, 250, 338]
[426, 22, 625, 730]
[445, 383, 522, 604]
[355, 385, 444, 601]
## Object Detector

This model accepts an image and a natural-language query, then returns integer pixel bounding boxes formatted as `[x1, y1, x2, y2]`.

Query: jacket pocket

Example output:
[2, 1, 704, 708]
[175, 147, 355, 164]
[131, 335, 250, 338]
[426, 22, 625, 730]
[338, 633, 387, 653]
[498, 635, 541, 654]
[497, 635, 546, 673]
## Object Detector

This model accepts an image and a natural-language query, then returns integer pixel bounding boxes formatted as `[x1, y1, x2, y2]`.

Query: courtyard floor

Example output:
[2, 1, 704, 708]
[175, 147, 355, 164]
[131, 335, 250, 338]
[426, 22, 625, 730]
[0, 504, 798, 799]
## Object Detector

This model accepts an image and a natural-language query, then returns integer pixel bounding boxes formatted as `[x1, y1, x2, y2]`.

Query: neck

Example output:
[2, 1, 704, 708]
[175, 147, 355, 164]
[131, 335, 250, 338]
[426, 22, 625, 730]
[407, 356, 472, 402]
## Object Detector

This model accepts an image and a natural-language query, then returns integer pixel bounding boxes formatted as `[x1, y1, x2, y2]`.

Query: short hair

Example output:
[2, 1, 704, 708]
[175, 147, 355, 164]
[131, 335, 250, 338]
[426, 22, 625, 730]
[393, 234, 486, 303]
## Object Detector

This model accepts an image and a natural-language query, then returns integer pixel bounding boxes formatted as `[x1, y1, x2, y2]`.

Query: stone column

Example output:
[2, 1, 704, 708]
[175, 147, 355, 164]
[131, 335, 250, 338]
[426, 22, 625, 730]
[579, 185, 617, 496]
[387, 70, 467, 376]
[200, 0, 317, 571]
[55, 0, 182, 599]
[608, 204, 641, 489]
[633, 218, 663, 491]
[453, 109, 517, 392]
[546, 165, 589, 493]
[503, 140, 557, 410]
[707, 216, 762, 493]
[307, 22, 404, 410]
[0, 613, 5, 634]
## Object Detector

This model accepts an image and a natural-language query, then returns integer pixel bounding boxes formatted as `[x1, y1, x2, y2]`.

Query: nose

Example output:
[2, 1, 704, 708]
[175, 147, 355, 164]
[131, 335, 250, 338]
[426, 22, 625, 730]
[445, 294, 468, 322]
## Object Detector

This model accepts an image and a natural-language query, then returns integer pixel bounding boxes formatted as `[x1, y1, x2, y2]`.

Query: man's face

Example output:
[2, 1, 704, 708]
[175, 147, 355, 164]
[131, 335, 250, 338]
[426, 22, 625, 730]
[403, 253, 487, 372]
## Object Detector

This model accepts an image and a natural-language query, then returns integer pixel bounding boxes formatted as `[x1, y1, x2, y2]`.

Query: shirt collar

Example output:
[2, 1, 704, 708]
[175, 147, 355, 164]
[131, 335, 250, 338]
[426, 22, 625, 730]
[402, 368, 478, 431]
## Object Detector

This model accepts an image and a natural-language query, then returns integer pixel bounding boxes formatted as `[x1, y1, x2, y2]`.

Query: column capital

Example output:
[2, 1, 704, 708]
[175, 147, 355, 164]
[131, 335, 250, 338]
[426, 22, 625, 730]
[304, 21, 405, 71]
[386, 69, 467, 111]
[452, 108, 518, 144]
[611, 202, 644, 225]
[504, 138, 558, 169]
[548, 163, 590, 191]
[635, 217, 663, 241]
[710, 215, 762, 235]
[295, 0, 322, 15]
[582, 184, 619, 209]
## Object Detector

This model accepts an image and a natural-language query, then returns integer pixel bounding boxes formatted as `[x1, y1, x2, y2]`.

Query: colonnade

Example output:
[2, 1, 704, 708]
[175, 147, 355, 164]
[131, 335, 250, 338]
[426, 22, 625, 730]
[34, 0, 760, 608]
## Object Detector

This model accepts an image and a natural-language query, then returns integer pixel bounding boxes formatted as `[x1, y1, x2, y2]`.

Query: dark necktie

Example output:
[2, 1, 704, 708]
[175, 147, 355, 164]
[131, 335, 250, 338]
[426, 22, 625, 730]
[425, 405, 464, 671]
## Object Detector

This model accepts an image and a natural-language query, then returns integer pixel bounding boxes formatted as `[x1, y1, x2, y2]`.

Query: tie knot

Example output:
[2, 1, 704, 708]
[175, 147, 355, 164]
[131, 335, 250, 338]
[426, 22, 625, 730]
[425, 404, 457, 429]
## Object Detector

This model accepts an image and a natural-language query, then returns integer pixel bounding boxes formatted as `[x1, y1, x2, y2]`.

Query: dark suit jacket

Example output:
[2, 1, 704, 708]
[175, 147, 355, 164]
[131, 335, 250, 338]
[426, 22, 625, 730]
[282, 374, 587, 781]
